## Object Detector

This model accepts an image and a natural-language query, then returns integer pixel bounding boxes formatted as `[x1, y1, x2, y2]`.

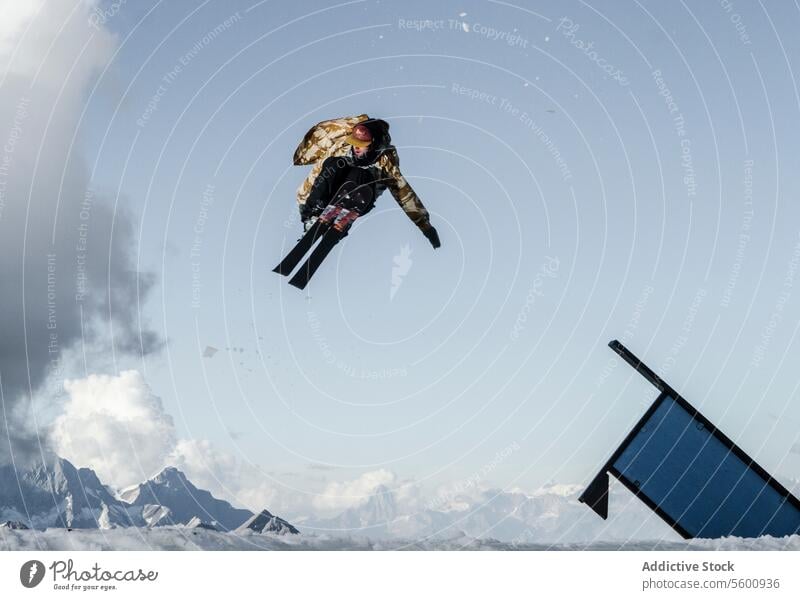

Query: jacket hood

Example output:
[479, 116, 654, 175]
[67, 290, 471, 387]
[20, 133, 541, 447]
[359, 118, 392, 151]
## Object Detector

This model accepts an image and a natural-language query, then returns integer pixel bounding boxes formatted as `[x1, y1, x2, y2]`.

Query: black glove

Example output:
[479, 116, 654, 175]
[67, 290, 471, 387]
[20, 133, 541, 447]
[422, 225, 441, 249]
[300, 201, 322, 223]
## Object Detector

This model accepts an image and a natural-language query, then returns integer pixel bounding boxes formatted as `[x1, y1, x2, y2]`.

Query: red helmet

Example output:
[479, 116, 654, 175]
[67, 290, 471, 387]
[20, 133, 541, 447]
[345, 123, 373, 148]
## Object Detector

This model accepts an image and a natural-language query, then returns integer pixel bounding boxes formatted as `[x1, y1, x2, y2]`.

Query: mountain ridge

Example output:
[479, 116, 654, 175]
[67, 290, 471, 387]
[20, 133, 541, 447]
[0, 455, 297, 535]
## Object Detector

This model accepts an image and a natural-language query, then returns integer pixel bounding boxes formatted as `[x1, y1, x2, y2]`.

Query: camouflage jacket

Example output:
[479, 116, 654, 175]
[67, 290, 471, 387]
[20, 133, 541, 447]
[293, 115, 431, 232]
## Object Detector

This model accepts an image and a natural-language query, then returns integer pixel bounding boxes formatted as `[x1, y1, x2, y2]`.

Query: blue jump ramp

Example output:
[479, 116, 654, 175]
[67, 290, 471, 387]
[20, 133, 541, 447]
[580, 340, 800, 539]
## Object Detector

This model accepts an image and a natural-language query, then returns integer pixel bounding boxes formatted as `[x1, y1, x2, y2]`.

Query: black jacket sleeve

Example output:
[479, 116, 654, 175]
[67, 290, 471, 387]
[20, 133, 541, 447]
[305, 156, 348, 212]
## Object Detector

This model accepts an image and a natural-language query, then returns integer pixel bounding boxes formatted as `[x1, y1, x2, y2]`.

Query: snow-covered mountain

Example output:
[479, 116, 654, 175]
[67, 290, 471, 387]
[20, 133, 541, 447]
[184, 516, 221, 531]
[7, 454, 788, 544]
[120, 466, 254, 531]
[140, 504, 173, 527]
[237, 509, 300, 535]
[0, 457, 298, 534]
[303, 482, 680, 544]
[4, 525, 798, 551]
[0, 455, 146, 529]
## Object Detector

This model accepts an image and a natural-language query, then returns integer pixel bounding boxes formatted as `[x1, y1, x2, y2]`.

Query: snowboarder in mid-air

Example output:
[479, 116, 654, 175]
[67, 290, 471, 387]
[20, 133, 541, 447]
[273, 114, 441, 289]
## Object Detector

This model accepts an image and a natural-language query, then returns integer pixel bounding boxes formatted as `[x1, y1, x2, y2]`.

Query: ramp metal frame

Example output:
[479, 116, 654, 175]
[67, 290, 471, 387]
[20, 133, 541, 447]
[579, 340, 800, 539]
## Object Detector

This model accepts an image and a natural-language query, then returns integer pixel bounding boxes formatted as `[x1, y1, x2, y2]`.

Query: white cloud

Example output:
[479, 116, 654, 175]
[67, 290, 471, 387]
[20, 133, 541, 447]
[0, 0, 115, 87]
[48, 370, 425, 522]
[51, 371, 177, 489]
[313, 469, 397, 515]
[167, 439, 296, 515]
[50, 370, 307, 516]
[0, 1, 41, 59]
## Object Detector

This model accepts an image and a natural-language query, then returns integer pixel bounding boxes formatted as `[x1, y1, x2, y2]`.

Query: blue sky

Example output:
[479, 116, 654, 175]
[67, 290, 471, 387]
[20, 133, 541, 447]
[48, 0, 800, 499]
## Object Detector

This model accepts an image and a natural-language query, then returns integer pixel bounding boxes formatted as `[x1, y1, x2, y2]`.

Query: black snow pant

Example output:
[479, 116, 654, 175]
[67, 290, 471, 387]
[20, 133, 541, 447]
[301, 156, 378, 222]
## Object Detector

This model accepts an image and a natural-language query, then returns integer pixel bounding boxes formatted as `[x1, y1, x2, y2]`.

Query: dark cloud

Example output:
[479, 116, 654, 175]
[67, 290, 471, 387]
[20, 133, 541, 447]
[0, 2, 161, 465]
